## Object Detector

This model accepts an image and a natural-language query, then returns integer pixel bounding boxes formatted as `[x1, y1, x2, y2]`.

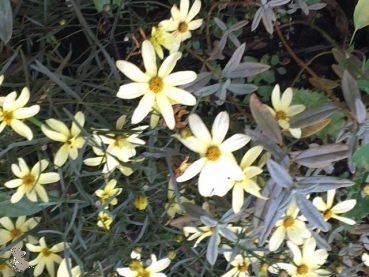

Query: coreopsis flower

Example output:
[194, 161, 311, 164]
[264, 84, 305, 138]
[0, 87, 40, 140]
[95, 179, 122, 207]
[134, 194, 148, 210]
[269, 199, 311, 251]
[116, 252, 171, 277]
[116, 40, 197, 129]
[4, 158, 60, 203]
[312, 189, 357, 225]
[41, 111, 86, 167]
[363, 253, 369, 266]
[0, 216, 40, 247]
[231, 146, 268, 213]
[57, 258, 81, 277]
[88, 115, 147, 173]
[165, 179, 194, 217]
[174, 111, 250, 197]
[26, 237, 66, 277]
[0, 248, 14, 277]
[221, 245, 258, 277]
[183, 224, 242, 248]
[149, 27, 180, 59]
[268, 237, 330, 277]
[159, 0, 203, 42]
[97, 211, 113, 230]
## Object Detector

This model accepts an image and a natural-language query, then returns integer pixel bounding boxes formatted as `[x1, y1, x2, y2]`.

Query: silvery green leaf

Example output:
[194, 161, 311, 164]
[250, 94, 282, 144]
[268, 0, 291, 7]
[221, 196, 252, 222]
[297, 0, 309, 15]
[295, 194, 330, 232]
[309, 3, 327, 10]
[228, 33, 241, 47]
[207, 228, 220, 265]
[310, 231, 331, 251]
[278, 192, 294, 211]
[297, 176, 354, 192]
[342, 70, 361, 115]
[219, 226, 238, 242]
[226, 62, 270, 78]
[222, 43, 246, 78]
[289, 102, 336, 128]
[262, 9, 274, 34]
[293, 144, 348, 168]
[200, 216, 218, 227]
[267, 160, 293, 189]
[215, 79, 231, 105]
[183, 202, 212, 219]
[208, 37, 226, 61]
[294, 182, 319, 194]
[251, 7, 264, 31]
[229, 20, 249, 32]
[214, 17, 227, 31]
[328, 226, 344, 243]
[194, 83, 220, 97]
[355, 98, 366, 124]
[0, 0, 13, 43]
[227, 83, 257, 95]
[181, 71, 212, 92]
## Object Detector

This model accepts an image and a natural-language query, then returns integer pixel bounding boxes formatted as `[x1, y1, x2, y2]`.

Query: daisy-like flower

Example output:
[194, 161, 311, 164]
[149, 27, 180, 59]
[221, 245, 258, 277]
[362, 253, 369, 266]
[312, 189, 357, 225]
[57, 258, 81, 277]
[231, 146, 268, 213]
[97, 211, 113, 230]
[264, 84, 305, 138]
[116, 40, 197, 129]
[134, 194, 148, 210]
[269, 199, 311, 251]
[4, 158, 60, 203]
[0, 87, 40, 140]
[95, 179, 122, 207]
[165, 179, 194, 217]
[116, 253, 171, 277]
[88, 115, 147, 173]
[159, 0, 203, 42]
[0, 216, 40, 248]
[183, 224, 242, 248]
[268, 237, 330, 277]
[0, 247, 14, 277]
[41, 111, 86, 167]
[26, 237, 66, 277]
[174, 111, 250, 197]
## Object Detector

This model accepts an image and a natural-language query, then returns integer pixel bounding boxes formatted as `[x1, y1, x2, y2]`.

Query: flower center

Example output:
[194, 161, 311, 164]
[42, 248, 52, 257]
[275, 111, 287, 121]
[178, 22, 188, 32]
[22, 174, 36, 187]
[297, 264, 308, 274]
[149, 77, 164, 93]
[238, 262, 248, 272]
[0, 263, 6, 271]
[283, 217, 294, 227]
[2, 110, 14, 125]
[206, 146, 221, 161]
[10, 228, 22, 240]
[129, 259, 143, 271]
[323, 209, 333, 220]
[137, 270, 150, 277]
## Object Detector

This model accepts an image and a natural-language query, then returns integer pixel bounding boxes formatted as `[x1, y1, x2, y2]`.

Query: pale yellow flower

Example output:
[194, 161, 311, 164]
[264, 84, 305, 138]
[159, 0, 203, 42]
[149, 27, 180, 59]
[116, 253, 171, 277]
[362, 253, 369, 266]
[4, 158, 60, 203]
[165, 179, 194, 217]
[116, 40, 197, 129]
[95, 179, 122, 207]
[174, 111, 250, 197]
[97, 211, 113, 230]
[231, 146, 268, 213]
[0, 216, 40, 247]
[57, 258, 81, 277]
[312, 189, 357, 225]
[26, 237, 66, 277]
[41, 111, 86, 167]
[0, 248, 14, 277]
[0, 87, 40, 140]
[134, 194, 148, 210]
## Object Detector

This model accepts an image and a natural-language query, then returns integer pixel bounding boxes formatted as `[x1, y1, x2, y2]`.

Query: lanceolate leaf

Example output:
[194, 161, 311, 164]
[289, 103, 337, 129]
[267, 160, 293, 189]
[207, 228, 220, 265]
[222, 43, 245, 78]
[297, 176, 354, 192]
[342, 70, 361, 115]
[354, 0, 369, 31]
[226, 62, 270, 78]
[0, 0, 13, 43]
[227, 83, 257, 95]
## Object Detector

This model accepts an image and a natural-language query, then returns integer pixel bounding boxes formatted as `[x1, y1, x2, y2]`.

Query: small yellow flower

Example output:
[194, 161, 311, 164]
[165, 179, 194, 217]
[41, 111, 86, 167]
[149, 27, 180, 59]
[167, 250, 176, 260]
[97, 211, 113, 230]
[26, 237, 66, 277]
[57, 258, 81, 277]
[0, 87, 40, 140]
[0, 248, 13, 277]
[95, 179, 122, 207]
[264, 84, 305, 138]
[134, 194, 148, 210]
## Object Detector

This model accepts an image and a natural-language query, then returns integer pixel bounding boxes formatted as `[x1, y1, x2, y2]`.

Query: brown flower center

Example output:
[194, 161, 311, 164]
[149, 77, 164, 93]
[206, 146, 221, 161]
[10, 228, 22, 239]
[323, 210, 333, 220]
[283, 217, 294, 227]
[275, 111, 287, 121]
[238, 262, 249, 272]
[42, 248, 52, 257]
[0, 263, 6, 271]
[137, 270, 150, 277]
[178, 22, 188, 32]
[297, 264, 308, 274]
[2, 110, 14, 125]
[22, 174, 36, 187]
